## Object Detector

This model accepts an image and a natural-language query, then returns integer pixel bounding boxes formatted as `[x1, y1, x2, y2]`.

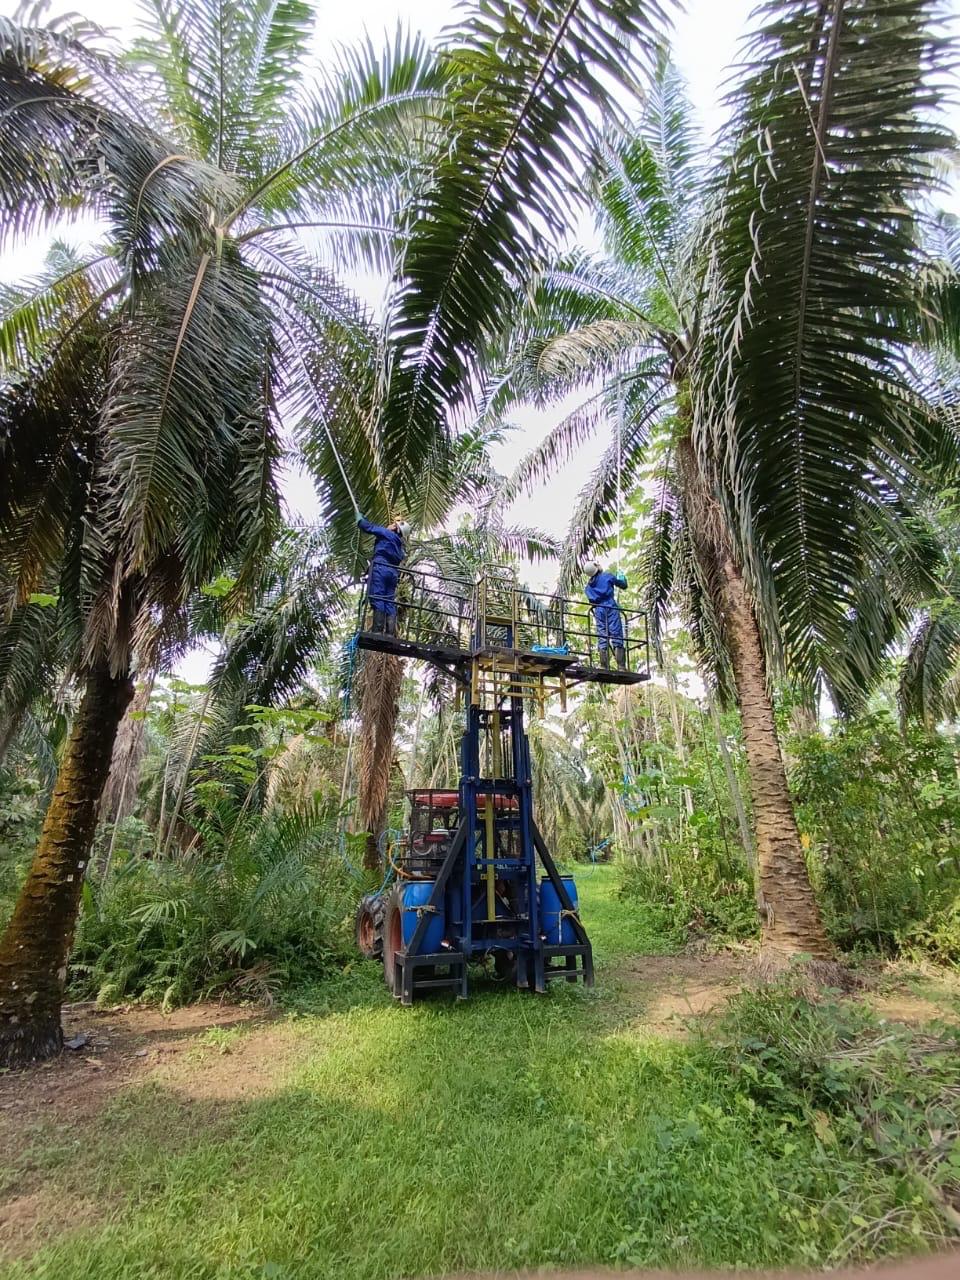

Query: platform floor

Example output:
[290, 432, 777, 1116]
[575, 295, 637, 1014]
[355, 630, 650, 685]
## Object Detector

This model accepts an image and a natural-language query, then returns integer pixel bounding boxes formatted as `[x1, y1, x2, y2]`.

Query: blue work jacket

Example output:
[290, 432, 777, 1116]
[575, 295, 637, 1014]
[358, 517, 406, 567]
[585, 571, 627, 606]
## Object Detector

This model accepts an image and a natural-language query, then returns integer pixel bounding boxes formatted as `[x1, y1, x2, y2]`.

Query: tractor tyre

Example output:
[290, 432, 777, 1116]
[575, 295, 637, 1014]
[381, 882, 407, 996]
[494, 949, 534, 989]
[355, 893, 385, 960]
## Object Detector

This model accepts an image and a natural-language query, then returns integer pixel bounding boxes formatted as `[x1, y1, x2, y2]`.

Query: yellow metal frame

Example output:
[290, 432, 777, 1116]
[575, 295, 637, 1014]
[483, 797, 496, 921]
[469, 654, 567, 715]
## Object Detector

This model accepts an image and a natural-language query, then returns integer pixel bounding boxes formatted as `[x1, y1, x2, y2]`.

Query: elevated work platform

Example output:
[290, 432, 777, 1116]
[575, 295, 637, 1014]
[355, 565, 651, 689]
[350, 564, 650, 1005]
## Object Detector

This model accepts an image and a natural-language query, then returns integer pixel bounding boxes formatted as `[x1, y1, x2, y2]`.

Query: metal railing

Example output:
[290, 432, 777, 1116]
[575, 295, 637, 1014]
[358, 566, 474, 650]
[358, 565, 650, 676]
[471, 568, 650, 674]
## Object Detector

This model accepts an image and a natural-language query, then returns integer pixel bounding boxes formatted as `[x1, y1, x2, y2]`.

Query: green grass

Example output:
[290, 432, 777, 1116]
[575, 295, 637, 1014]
[4, 866, 958, 1279]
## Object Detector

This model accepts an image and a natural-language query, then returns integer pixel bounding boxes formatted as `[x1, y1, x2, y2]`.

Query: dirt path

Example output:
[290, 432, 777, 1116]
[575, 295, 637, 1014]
[612, 951, 748, 1030]
[606, 948, 959, 1036]
[0, 1000, 303, 1261]
[0, 999, 290, 1130]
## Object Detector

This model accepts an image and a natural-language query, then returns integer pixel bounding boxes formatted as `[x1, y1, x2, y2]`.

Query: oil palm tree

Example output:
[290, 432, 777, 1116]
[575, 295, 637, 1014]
[492, 3, 955, 961]
[0, 2, 445, 1066]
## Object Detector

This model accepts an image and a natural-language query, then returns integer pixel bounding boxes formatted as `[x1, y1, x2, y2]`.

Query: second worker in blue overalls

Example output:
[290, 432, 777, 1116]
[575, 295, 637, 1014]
[584, 560, 628, 670]
[357, 514, 411, 635]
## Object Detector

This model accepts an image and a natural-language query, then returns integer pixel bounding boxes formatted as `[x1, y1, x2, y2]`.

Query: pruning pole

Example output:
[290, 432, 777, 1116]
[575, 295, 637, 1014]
[616, 381, 624, 571]
[288, 327, 360, 516]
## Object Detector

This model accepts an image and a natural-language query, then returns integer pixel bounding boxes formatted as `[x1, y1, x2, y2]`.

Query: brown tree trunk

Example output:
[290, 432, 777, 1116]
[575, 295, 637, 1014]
[677, 436, 830, 960]
[0, 660, 134, 1068]
[356, 653, 404, 871]
[715, 553, 830, 959]
[101, 674, 154, 826]
[0, 713, 21, 769]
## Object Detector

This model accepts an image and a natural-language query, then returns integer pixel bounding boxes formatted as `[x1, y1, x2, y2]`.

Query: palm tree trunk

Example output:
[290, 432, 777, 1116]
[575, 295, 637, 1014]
[357, 653, 404, 871]
[715, 551, 830, 959]
[101, 675, 154, 826]
[0, 713, 22, 769]
[0, 659, 134, 1068]
[677, 435, 830, 960]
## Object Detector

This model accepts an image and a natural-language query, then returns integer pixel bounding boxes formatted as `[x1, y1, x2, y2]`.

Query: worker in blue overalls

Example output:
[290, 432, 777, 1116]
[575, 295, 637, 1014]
[357, 513, 410, 635]
[584, 560, 628, 669]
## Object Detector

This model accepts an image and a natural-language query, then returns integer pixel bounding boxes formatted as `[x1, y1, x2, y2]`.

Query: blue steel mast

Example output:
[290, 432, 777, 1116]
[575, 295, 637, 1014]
[355, 566, 649, 1004]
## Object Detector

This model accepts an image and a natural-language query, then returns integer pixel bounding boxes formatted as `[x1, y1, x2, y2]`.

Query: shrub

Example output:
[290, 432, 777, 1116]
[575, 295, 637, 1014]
[70, 798, 358, 1008]
[716, 983, 960, 1248]
[619, 833, 758, 945]
[790, 712, 960, 956]
[0, 768, 44, 926]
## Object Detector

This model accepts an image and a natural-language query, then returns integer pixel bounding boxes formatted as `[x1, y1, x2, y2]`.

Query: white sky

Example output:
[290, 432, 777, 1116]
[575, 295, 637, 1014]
[2, 0, 959, 679]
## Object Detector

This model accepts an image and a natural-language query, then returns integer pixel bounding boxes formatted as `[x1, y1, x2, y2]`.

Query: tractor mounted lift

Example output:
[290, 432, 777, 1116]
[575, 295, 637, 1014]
[353, 567, 649, 1004]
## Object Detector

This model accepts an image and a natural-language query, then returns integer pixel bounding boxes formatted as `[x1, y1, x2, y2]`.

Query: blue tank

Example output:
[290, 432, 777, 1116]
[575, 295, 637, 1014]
[402, 880, 445, 954]
[540, 876, 579, 945]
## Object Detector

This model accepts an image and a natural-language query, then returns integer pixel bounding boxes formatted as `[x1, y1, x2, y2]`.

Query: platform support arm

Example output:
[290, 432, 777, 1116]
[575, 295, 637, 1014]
[532, 821, 591, 949]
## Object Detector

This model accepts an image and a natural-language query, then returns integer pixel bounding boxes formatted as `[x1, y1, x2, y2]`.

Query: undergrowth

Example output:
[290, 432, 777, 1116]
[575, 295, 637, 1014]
[5, 869, 960, 1279]
[619, 853, 758, 946]
[69, 800, 359, 1008]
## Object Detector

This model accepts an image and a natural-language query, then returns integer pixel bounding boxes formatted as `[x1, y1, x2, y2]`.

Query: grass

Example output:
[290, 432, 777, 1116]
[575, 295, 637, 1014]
[3, 866, 959, 1279]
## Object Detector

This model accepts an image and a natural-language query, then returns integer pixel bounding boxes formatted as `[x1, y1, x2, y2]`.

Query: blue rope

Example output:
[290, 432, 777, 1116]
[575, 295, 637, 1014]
[340, 631, 360, 717]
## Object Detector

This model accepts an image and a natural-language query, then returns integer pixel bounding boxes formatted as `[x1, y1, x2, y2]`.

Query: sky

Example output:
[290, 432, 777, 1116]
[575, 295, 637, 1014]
[2, 0, 959, 678]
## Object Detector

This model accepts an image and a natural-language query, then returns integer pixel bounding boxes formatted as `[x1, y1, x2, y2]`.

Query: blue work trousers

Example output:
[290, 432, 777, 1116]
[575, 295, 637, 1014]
[367, 559, 399, 616]
[593, 602, 624, 651]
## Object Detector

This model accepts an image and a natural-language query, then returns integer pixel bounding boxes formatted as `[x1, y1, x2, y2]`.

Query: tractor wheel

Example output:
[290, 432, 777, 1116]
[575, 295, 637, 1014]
[355, 893, 385, 960]
[494, 949, 534, 988]
[381, 883, 406, 995]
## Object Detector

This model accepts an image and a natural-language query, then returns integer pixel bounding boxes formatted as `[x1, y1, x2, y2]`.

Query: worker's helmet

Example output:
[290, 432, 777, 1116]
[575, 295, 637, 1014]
[395, 519, 412, 538]
[584, 559, 601, 577]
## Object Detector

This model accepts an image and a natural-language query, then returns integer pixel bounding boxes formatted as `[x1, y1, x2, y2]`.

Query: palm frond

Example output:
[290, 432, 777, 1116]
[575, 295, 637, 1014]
[557, 376, 672, 588]
[0, 245, 120, 371]
[594, 51, 702, 326]
[0, 309, 107, 608]
[899, 602, 960, 727]
[209, 531, 347, 709]
[102, 237, 279, 590]
[0, 595, 64, 762]
[636, 449, 677, 659]
[915, 208, 960, 359]
[247, 25, 445, 236]
[130, 0, 315, 178]
[696, 0, 955, 690]
[380, 0, 673, 488]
